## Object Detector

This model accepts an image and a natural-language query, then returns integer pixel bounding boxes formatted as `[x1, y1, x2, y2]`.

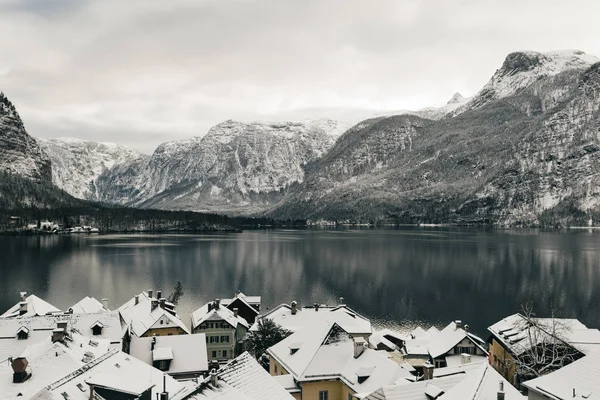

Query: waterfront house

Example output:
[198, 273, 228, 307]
[130, 333, 209, 379]
[118, 289, 190, 337]
[488, 313, 600, 387]
[69, 296, 110, 313]
[253, 300, 372, 339]
[1, 291, 61, 318]
[191, 299, 250, 362]
[267, 320, 413, 400]
[221, 291, 261, 324]
[425, 321, 488, 368]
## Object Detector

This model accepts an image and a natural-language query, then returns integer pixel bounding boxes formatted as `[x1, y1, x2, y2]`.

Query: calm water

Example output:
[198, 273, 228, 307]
[1, 228, 600, 337]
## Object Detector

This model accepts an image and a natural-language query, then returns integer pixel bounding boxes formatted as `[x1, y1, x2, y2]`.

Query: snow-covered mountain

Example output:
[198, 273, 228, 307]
[39, 137, 147, 200]
[369, 92, 470, 121]
[448, 50, 599, 117]
[0, 92, 51, 181]
[93, 119, 350, 213]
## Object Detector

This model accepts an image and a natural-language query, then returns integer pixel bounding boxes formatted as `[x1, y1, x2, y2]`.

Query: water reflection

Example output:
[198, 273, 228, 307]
[1, 228, 599, 336]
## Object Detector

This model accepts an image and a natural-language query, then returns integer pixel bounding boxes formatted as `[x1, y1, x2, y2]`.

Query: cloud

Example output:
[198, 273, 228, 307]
[1, 0, 600, 153]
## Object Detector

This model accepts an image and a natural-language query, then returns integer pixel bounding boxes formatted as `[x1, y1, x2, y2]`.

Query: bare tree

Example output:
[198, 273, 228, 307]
[510, 303, 583, 383]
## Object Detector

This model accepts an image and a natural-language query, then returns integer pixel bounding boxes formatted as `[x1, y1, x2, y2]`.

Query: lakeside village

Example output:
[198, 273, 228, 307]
[4, 217, 100, 234]
[1, 292, 599, 400]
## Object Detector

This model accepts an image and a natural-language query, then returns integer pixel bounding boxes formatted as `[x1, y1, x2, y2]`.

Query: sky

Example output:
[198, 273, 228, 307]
[1, 0, 600, 154]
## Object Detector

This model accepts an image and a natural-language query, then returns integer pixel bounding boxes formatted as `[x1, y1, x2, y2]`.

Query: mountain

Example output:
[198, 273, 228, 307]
[269, 50, 600, 227]
[93, 119, 349, 214]
[449, 50, 599, 117]
[39, 137, 147, 200]
[0, 92, 51, 181]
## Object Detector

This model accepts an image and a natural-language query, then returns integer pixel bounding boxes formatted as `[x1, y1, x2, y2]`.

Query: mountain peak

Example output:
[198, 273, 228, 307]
[447, 92, 465, 105]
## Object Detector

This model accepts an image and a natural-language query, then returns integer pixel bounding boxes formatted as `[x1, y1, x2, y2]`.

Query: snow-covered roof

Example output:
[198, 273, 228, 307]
[191, 302, 250, 330]
[130, 334, 209, 375]
[221, 292, 261, 307]
[118, 291, 190, 336]
[522, 354, 600, 400]
[273, 374, 301, 393]
[31, 348, 186, 400]
[217, 352, 294, 400]
[268, 321, 412, 396]
[427, 322, 487, 359]
[0, 311, 124, 362]
[0, 332, 111, 399]
[153, 347, 174, 361]
[69, 296, 108, 314]
[488, 313, 595, 356]
[369, 329, 407, 351]
[254, 303, 371, 335]
[363, 374, 467, 400]
[1, 294, 61, 318]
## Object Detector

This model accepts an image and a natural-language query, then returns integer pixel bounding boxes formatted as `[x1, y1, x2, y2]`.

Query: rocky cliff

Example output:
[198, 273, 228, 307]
[0, 92, 51, 181]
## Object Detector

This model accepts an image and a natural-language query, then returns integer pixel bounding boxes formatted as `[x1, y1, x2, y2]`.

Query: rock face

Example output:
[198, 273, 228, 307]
[39, 137, 147, 200]
[270, 51, 600, 226]
[0, 92, 51, 181]
[94, 119, 348, 213]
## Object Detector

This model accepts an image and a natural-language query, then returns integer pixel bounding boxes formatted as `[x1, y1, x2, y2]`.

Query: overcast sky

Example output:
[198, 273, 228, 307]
[1, 0, 600, 154]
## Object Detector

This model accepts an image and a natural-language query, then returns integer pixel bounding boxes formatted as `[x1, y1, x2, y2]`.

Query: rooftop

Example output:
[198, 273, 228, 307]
[130, 334, 209, 375]
[118, 291, 190, 337]
[1, 294, 61, 318]
[191, 301, 250, 330]
[254, 303, 372, 335]
[69, 296, 108, 314]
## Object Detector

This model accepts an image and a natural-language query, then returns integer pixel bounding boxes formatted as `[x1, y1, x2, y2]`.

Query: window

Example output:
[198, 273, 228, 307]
[348, 394, 354, 400]
[457, 346, 475, 354]
[222, 350, 227, 358]
[17, 331, 28, 340]
[220, 335, 229, 343]
[274, 365, 278, 374]
[319, 390, 329, 400]
[160, 320, 164, 325]
[206, 336, 209, 343]
[212, 351, 217, 358]
[91, 326, 102, 336]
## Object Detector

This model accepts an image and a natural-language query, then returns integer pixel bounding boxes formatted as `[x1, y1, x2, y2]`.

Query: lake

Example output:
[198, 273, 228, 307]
[1, 227, 599, 337]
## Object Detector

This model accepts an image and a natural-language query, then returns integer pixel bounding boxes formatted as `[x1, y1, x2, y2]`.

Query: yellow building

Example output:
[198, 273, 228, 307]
[267, 321, 411, 400]
[118, 290, 190, 338]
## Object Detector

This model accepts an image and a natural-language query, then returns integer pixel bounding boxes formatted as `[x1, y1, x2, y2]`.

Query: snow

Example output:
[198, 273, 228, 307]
[118, 291, 190, 337]
[131, 334, 208, 375]
[1, 294, 61, 318]
[69, 296, 107, 314]
[191, 303, 250, 330]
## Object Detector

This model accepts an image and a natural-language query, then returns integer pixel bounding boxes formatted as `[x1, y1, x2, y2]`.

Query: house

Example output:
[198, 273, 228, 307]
[130, 333, 209, 379]
[69, 296, 109, 313]
[267, 321, 414, 400]
[364, 359, 525, 400]
[0, 310, 127, 363]
[425, 321, 488, 368]
[521, 353, 600, 400]
[369, 329, 407, 352]
[181, 351, 294, 400]
[1, 292, 61, 318]
[221, 291, 261, 324]
[191, 299, 250, 362]
[253, 301, 372, 339]
[118, 290, 190, 337]
[488, 313, 600, 387]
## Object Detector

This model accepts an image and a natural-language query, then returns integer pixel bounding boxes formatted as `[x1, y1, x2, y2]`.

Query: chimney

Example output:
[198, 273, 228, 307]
[461, 354, 471, 365]
[151, 298, 159, 311]
[135, 295, 139, 305]
[210, 369, 218, 387]
[291, 301, 297, 315]
[20, 291, 27, 301]
[423, 362, 434, 380]
[159, 298, 166, 309]
[233, 308, 238, 318]
[52, 328, 66, 343]
[215, 299, 220, 309]
[148, 290, 153, 299]
[151, 335, 157, 351]
[497, 381, 505, 400]
[314, 303, 319, 312]
[19, 301, 28, 316]
[353, 337, 366, 358]
[339, 297, 345, 305]
[159, 374, 168, 400]
[11, 357, 30, 383]
[455, 320, 462, 330]
[157, 290, 162, 299]
[101, 298, 108, 310]
[208, 302, 213, 312]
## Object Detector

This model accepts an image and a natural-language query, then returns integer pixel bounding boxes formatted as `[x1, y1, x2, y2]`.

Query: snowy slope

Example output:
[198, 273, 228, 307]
[448, 50, 599, 117]
[95, 119, 350, 213]
[39, 137, 147, 200]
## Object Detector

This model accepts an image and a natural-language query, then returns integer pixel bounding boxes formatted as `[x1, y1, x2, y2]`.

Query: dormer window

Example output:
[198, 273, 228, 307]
[17, 326, 29, 340]
[91, 321, 104, 336]
[355, 366, 375, 384]
[289, 342, 302, 355]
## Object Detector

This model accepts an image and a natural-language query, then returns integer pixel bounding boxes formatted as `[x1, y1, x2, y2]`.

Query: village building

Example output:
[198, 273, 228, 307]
[220, 291, 261, 324]
[68, 296, 110, 313]
[488, 313, 600, 387]
[425, 321, 488, 368]
[267, 320, 413, 400]
[130, 333, 209, 380]
[118, 290, 190, 337]
[191, 299, 250, 363]
[1, 291, 61, 318]
[0, 310, 127, 363]
[253, 300, 372, 339]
